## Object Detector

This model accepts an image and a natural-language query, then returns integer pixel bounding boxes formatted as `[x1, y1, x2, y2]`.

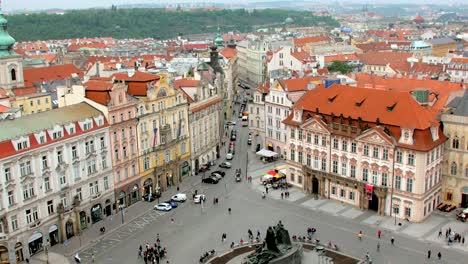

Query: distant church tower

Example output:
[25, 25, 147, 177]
[0, 10, 24, 90]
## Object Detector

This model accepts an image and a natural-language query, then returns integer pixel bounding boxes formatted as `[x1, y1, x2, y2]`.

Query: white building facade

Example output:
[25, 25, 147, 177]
[0, 103, 114, 262]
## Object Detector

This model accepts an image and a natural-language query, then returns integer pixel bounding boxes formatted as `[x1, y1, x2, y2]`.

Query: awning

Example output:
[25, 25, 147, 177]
[28, 232, 43, 243]
[48, 225, 58, 233]
[256, 149, 279, 158]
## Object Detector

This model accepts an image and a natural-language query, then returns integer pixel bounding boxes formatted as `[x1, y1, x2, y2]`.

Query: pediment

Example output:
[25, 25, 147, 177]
[300, 116, 330, 134]
[355, 127, 394, 146]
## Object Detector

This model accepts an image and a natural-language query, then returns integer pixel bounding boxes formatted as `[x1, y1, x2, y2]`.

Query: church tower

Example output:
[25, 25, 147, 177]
[0, 11, 24, 90]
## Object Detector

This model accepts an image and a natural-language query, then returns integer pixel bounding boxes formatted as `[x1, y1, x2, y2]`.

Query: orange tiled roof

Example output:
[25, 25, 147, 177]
[84, 80, 113, 91]
[278, 77, 323, 92]
[357, 52, 412, 66]
[28, 54, 57, 64]
[112, 71, 160, 83]
[258, 81, 271, 94]
[293, 36, 329, 47]
[68, 43, 108, 51]
[450, 57, 468, 63]
[325, 54, 358, 63]
[389, 62, 444, 76]
[291, 50, 315, 62]
[173, 79, 199, 103]
[220, 47, 238, 59]
[355, 42, 392, 52]
[23, 64, 83, 85]
[190, 98, 222, 113]
[0, 88, 7, 99]
[0, 105, 10, 112]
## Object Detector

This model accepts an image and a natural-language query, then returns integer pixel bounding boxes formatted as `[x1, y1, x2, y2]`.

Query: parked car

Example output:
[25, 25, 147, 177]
[235, 174, 242, 182]
[154, 203, 172, 211]
[231, 135, 236, 141]
[212, 170, 226, 177]
[211, 172, 223, 180]
[194, 194, 206, 204]
[164, 200, 178, 208]
[202, 177, 219, 184]
[229, 147, 235, 154]
[226, 153, 233, 160]
[199, 164, 210, 173]
[238, 112, 243, 118]
[219, 162, 232, 168]
[171, 193, 187, 202]
[247, 138, 252, 145]
[226, 121, 236, 126]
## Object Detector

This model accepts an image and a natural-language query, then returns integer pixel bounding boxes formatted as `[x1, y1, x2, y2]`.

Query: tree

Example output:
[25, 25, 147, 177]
[327, 60, 352, 74]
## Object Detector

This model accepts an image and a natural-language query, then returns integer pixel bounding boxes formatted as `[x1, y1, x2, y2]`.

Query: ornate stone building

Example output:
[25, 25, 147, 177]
[283, 85, 446, 222]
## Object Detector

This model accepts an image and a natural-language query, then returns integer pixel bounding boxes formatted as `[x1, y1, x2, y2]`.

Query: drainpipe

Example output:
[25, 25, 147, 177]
[328, 129, 332, 199]
[389, 144, 397, 221]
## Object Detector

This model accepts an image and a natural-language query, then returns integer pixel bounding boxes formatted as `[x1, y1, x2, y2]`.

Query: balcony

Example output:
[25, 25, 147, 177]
[28, 220, 41, 230]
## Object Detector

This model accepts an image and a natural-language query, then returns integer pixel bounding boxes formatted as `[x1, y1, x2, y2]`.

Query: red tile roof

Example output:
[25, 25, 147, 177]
[173, 79, 199, 103]
[450, 57, 468, 63]
[12, 86, 38, 96]
[27, 54, 57, 64]
[0, 105, 10, 112]
[258, 81, 271, 94]
[190, 98, 222, 113]
[356, 42, 392, 53]
[112, 71, 160, 82]
[183, 43, 211, 50]
[293, 36, 329, 47]
[23, 64, 84, 84]
[278, 77, 323, 92]
[325, 54, 358, 63]
[84, 80, 114, 91]
[291, 50, 315, 63]
[316, 68, 330, 75]
[0, 88, 7, 99]
[389, 62, 444, 76]
[219, 47, 238, 59]
[68, 43, 108, 51]
[84, 80, 113, 105]
[357, 52, 412, 66]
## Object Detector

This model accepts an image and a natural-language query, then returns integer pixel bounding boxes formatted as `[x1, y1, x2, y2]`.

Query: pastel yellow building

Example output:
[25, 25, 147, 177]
[11, 92, 52, 115]
[135, 74, 191, 197]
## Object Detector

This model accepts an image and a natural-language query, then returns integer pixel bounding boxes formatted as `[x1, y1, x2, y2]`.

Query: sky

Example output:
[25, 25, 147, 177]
[2, 0, 456, 12]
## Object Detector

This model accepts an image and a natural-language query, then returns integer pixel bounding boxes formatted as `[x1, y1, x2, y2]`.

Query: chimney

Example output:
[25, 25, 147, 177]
[96, 61, 100, 77]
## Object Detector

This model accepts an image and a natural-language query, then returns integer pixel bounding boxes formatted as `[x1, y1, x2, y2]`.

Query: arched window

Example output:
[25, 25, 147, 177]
[452, 136, 459, 149]
[450, 162, 457, 176]
[10, 68, 16, 81]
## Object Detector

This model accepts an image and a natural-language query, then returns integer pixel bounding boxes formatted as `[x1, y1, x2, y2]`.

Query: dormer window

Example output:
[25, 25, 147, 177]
[404, 132, 409, 140]
[52, 131, 62, 139]
[17, 140, 28, 150]
[39, 135, 45, 144]
[83, 121, 93, 131]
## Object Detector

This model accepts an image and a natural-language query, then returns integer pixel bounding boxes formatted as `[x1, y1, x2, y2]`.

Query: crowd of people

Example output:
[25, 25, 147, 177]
[138, 234, 170, 264]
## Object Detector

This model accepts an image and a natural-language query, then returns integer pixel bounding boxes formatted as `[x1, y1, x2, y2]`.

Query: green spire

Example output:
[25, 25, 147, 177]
[0, 11, 16, 58]
[214, 25, 223, 47]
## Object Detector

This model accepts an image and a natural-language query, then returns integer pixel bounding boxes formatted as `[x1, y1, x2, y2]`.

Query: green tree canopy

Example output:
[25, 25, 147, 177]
[327, 60, 352, 74]
[6, 8, 339, 41]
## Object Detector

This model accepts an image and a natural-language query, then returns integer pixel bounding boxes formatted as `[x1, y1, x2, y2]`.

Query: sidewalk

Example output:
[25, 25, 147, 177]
[47, 174, 202, 259]
[30, 251, 70, 264]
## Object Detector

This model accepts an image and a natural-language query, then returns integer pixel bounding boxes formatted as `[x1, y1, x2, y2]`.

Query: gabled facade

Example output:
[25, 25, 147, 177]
[447, 58, 468, 83]
[283, 85, 446, 222]
[0, 103, 113, 262]
[249, 82, 269, 150]
[267, 46, 316, 77]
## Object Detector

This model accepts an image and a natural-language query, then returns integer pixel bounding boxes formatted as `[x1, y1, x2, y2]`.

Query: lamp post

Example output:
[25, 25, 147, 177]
[44, 239, 49, 264]
[393, 203, 398, 226]
[118, 201, 124, 225]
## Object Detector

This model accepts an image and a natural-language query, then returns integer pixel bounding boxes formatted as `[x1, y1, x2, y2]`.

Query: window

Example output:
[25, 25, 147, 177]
[372, 147, 379, 158]
[298, 175, 302, 184]
[104, 176, 109, 190]
[396, 151, 403, 163]
[395, 176, 401, 190]
[100, 137, 105, 148]
[85, 140, 95, 154]
[321, 158, 326, 171]
[25, 207, 38, 224]
[298, 152, 303, 163]
[342, 141, 348, 152]
[306, 154, 311, 166]
[60, 174, 66, 185]
[144, 157, 150, 170]
[42, 155, 48, 169]
[350, 165, 356, 178]
[349, 191, 355, 200]
[76, 187, 83, 201]
[114, 149, 119, 161]
[314, 135, 319, 145]
[89, 181, 99, 196]
[101, 156, 107, 169]
[121, 129, 125, 140]
[341, 163, 347, 176]
[362, 168, 368, 182]
[39, 135, 45, 144]
[87, 159, 97, 174]
[306, 133, 311, 143]
[372, 171, 378, 185]
[408, 153, 415, 166]
[47, 200, 54, 215]
[16, 140, 28, 150]
[393, 207, 400, 215]
[73, 165, 80, 181]
[44, 177, 50, 192]
[446, 191, 453, 201]
[52, 131, 62, 139]
[60, 193, 67, 207]
[331, 186, 336, 195]
[321, 136, 326, 146]
[382, 149, 389, 160]
[19, 161, 31, 177]
[290, 150, 295, 161]
[290, 129, 295, 139]
[71, 146, 77, 159]
[4, 167, 11, 182]
[363, 145, 369, 156]
[123, 146, 127, 158]
[332, 160, 338, 174]
[465, 167, 468, 178]
[406, 178, 413, 192]
[125, 167, 129, 179]
[333, 138, 339, 149]
[57, 150, 63, 163]
[314, 156, 319, 169]
[451, 162, 457, 175]
[11, 68, 16, 81]
[351, 143, 357, 153]
[452, 136, 459, 149]
[69, 126, 75, 134]
[8, 191, 15, 206]
[298, 130, 303, 140]
[165, 150, 171, 163]
[382, 173, 388, 186]
[10, 215, 18, 231]
[405, 207, 412, 218]
[340, 189, 345, 198]
[290, 173, 295, 182]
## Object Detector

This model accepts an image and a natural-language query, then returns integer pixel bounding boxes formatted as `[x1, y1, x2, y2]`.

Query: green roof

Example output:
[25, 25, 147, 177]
[0, 102, 103, 142]
[0, 14, 16, 58]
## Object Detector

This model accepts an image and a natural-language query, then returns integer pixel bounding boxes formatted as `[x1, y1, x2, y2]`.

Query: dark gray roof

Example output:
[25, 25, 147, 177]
[447, 90, 468, 116]
[428, 37, 456, 46]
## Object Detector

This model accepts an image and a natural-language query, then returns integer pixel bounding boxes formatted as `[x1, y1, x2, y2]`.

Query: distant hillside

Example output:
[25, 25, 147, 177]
[6, 8, 339, 41]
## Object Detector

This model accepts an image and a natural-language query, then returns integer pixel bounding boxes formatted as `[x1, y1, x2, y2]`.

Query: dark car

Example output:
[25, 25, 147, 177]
[199, 164, 210, 173]
[202, 177, 219, 184]
[142, 192, 161, 202]
[212, 170, 226, 177]
[164, 200, 178, 208]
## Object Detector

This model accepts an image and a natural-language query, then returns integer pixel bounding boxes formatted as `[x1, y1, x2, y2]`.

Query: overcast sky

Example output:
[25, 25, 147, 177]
[2, 0, 456, 12]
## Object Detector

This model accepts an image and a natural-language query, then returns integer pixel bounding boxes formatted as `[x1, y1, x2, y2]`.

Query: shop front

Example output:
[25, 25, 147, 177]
[118, 191, 126, 207]
[28, 232, 43, 256]
[48, 225, 59, 246]
[181, 161, 190, 178]
[143, 178, 153, 196]
[80, 211, 87, 230]
[65, 220, 74, 239]
[0, 246, 8, 264]
[90, 204, 103, 224]
[131, 185, 139, 204]
[105, 199, 112, 216]
[15, 242, 24, 263]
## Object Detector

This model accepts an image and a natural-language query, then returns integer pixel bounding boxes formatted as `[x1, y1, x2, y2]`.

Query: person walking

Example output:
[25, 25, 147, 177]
[376, 242, 380, 252]
[281, 192, 284, 199]
[438, 229, 442, 238]
[463, 236, 465, 245]
[427, 250, 431, 259]
[390, 237, 395, 245]
[266, 187, 269, 194]
[437, 252, 441, 260]
[228, 208, 231, 214]
[91, 253, 95, 263]
[358, 231, 363, 240]
[377, 230, 382, 239]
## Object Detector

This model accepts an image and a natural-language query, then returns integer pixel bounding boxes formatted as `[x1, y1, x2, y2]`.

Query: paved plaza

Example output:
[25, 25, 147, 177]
[38, 99, 468, 264]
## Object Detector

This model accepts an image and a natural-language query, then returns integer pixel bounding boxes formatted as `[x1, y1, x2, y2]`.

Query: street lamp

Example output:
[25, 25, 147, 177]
[117, 201, 124, 224]
[44, 239, 49, 264]
[393, 203, 398, 226]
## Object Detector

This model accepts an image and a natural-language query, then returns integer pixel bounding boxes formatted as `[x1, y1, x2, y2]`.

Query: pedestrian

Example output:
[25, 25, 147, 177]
[231, 242, 235, 248]
[92, 253, 95, 263]
[390, 237, 394, 245]
[257, 230, 261, 238]
[463, 236, 465, 245]
[446, 229, 449, 238]
[266, 187, 269, 194]
[216, 198, 219, 204]
[376, 241, 380, 251]
[438, 229, 442, 238]
[177, 186, 179, 191]
[281, 192, 284, 199]
[427, 250, 431, 259]
[228, 208, 231, 214]
[437, 252, 441, 260]
[170, 217, 175, 224]
[377, 230, 382, 239]
[358, 231, 363, 240]
[213, 197, 216, 205]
